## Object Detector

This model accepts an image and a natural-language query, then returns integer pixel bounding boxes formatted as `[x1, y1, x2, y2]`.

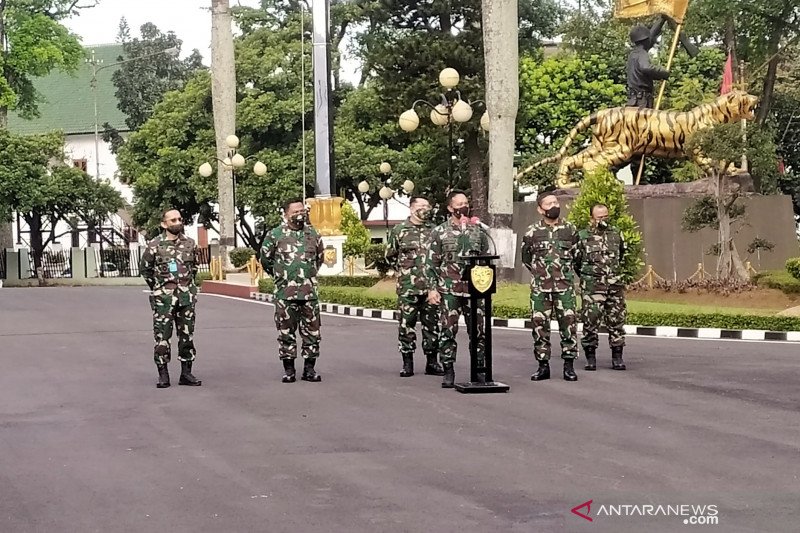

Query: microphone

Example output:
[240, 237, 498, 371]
[467, 216, 498, 256]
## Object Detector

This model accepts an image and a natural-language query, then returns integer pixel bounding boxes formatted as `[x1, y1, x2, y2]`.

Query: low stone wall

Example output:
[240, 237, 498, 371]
[512, 194, 799, 284]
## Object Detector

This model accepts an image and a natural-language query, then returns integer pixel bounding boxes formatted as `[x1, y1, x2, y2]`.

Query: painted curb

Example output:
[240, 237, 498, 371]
[248, 292, 800, 342]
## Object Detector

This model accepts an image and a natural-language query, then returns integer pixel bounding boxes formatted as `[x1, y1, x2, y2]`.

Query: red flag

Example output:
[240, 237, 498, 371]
[721, 52, 734, 94]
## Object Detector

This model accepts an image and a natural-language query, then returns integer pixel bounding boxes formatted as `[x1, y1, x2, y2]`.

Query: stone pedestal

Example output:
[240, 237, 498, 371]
[319, 235, 346, 276]
[489, 227, 517, 269]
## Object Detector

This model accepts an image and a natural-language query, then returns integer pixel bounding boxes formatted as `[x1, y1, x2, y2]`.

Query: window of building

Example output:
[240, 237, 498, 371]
[73, 159, 88, 172]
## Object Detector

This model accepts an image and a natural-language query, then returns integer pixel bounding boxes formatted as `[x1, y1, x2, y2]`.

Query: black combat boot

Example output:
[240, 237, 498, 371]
[563, 359, 578, 381]
[400, 354, 414, 377]
[441, 363, 455, 388]
[282, 358, 296, 383]
[156, 364, 170, 388]
[611, 346, 627, 370]
[301, 358, 322, 382]
[530, 360, 550, 381]
[584, 348, 597, 371]
[179, 360, 202, 386]
[424, 353, 444, 376]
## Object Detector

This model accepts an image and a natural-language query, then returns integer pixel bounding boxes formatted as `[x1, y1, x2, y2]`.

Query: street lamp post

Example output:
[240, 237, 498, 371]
[198, 134, 267, 248]
[399, 67, 489, 188]
[357, 162, 415, 243]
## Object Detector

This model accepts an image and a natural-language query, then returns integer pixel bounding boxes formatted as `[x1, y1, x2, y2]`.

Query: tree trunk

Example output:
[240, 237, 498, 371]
[465, 130, 487, 220]
[26, 214, 46, 286]
[210, 0, 236, 269]
[755, 6, 791, 124]
[482, 0, 518, 270]
[715, 174, 749, 282]
[723, 16, 736, 78]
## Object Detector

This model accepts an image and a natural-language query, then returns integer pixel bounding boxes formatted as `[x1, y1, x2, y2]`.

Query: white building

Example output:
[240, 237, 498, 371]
[8, 43, 143, 253]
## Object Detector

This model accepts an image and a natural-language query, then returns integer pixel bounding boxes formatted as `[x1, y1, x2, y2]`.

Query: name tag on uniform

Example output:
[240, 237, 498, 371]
[168, 259, 178, 273]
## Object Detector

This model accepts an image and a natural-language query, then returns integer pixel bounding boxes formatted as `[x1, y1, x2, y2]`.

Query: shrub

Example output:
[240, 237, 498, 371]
[258, 277, 275, 294]
[567, 167, 644, 283]
[230, 247, 256, 268]
[341, 202, 370, 258]
[195, 272, 212, 286]
[786, 258, 800, 281]
[364, 243, 391, 278]
[317, 275, 381, 287]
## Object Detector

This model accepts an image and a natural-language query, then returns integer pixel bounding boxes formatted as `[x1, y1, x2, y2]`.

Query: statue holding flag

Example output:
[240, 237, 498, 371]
[626, 22, 670, 109]
[615, 0, 696, 183]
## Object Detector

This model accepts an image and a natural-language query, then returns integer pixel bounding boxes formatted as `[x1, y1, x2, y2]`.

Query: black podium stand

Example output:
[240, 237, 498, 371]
[455, 254, 510, 394]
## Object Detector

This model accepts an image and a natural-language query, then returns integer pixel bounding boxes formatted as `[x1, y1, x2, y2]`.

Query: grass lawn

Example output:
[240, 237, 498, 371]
[350, 282, 783, 316]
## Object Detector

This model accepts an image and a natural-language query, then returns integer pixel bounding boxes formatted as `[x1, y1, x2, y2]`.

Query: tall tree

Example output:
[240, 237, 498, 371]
[210, 0, 237, 267]
[0, 0, 93, 249]
[354, 0, 561, 219]
[117, 2, 316, 248]
[0, 130, 123, 283]
[102, 19, 204, 151]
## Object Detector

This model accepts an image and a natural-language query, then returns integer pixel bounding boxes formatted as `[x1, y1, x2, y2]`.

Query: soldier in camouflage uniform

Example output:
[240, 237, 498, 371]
[576, 203, 627, 371]
[385, 196, 444, 378]
[140, 209, 202, 389]
[521, 192, 580, 382]
[260, 197, 325, 383]
[425, 190, 489, 388]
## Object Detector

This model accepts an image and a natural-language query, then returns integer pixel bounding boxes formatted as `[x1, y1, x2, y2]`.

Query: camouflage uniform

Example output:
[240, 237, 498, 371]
[140, 234, 199, 366]
[260, 222, 324, 362]
[576, 224, 627, 351]
[385, 218, 439, 373]
[425, 220, 489, 370]
[521, 220, 579, 362]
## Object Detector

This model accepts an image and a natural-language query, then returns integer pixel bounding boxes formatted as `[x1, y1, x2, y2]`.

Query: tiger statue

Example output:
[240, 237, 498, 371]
[516, 90, 759, 188]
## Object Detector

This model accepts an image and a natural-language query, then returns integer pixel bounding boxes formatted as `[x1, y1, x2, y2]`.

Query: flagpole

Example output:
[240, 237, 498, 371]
[740, 60, 748, 172]
[635, 21, 683, 185]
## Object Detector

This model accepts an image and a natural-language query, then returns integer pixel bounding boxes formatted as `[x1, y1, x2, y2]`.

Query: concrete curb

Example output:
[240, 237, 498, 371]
[249, 292, 800, 342]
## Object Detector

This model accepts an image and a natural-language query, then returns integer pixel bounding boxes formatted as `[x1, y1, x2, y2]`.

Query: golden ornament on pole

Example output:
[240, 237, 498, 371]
[306, 197, 345, 236]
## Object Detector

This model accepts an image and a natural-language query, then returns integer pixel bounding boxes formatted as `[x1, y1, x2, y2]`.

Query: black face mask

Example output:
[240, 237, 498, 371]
[166, 224, 183, 235]
[453, 207, 470, 219]
[596, 220, 608, 230]
[544, 206, 560, 220]
[289, 214, 305, 228]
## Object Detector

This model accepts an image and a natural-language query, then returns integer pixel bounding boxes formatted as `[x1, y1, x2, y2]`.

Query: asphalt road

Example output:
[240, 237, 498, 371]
[1, 287, 798, 533]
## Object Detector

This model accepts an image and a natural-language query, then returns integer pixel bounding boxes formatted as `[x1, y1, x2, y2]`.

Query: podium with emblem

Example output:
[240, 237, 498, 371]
[456, 253, 510, 394]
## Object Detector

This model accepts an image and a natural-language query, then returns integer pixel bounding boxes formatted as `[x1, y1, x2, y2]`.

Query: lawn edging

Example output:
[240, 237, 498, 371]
[250, 290, 800, 342]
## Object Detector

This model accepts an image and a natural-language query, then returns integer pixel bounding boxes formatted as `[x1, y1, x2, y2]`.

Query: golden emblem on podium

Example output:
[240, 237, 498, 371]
[470, 265, 494, 294]
[323, 246, 337, 267]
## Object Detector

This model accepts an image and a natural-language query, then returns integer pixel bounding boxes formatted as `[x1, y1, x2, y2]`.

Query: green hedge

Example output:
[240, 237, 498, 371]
[317, 275, 381, 287]
[196, 272, 213, 286]
[754, 270, 800, 294]
[307, 287, 800, 332]
[256, 277, 378, 294]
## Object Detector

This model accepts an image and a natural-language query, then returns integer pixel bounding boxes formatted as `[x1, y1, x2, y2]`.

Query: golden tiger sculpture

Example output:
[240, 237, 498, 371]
[517, 90, 759, 188]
